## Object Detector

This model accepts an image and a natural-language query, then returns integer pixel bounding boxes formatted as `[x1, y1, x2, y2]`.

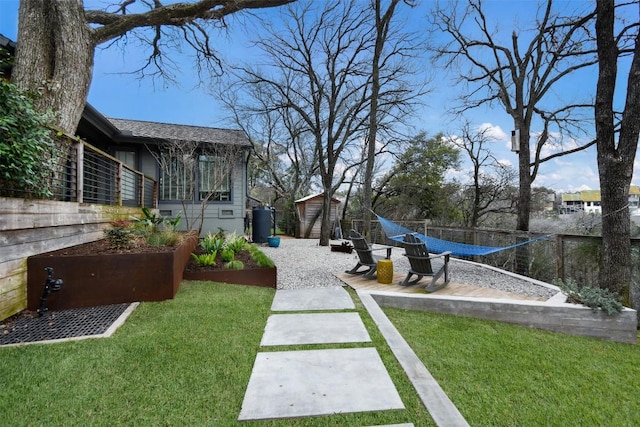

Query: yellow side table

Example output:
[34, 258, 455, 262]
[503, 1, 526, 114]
[377, 259, 393, 284]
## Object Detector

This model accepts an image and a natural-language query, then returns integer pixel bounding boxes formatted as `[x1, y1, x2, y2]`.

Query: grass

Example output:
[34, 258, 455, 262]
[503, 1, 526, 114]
[1, 282, 638, 426]
[384, 307, 640, 426]
[0, 283, 423, 426]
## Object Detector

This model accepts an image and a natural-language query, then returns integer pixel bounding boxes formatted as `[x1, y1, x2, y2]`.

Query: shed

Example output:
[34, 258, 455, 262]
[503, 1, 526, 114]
[295, 193, 341, 239]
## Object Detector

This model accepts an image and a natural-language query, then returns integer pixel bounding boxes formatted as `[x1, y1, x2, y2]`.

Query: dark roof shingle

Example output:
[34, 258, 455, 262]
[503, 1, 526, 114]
[108, 118, 251, 147]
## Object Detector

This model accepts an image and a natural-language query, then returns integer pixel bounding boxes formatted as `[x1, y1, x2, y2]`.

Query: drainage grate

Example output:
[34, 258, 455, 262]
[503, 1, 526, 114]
[0, 303, 132, 346]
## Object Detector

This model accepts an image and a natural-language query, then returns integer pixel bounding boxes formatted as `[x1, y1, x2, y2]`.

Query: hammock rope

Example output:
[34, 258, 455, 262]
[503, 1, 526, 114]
[375, 214, 551, 257]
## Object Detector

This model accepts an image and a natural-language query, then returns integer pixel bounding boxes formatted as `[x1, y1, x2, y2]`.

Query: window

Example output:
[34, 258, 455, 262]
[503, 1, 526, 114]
[159, 152, 194, 200]
[198, 155, 231, 201]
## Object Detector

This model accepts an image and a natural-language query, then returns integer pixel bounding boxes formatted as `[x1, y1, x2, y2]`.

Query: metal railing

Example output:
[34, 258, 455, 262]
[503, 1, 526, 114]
[351, 218, 640, 288]
[0, 130, 157, 208]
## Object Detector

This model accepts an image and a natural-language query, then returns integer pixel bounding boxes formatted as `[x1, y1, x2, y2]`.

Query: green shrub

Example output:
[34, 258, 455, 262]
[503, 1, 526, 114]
[221, 248, 235, 262]
[200, 233, 225, 254]
[225, 260, 244, 270]
[553, 278, 624, 315]
[226, 232, 247, 254]
[191, 252, 217, 267]
[104, 220, 135, 249]
[0, 78, 58, 198]
[146, 231, 180, 246]
[165, 213, 182, 232]
[131, 207, 164, 233]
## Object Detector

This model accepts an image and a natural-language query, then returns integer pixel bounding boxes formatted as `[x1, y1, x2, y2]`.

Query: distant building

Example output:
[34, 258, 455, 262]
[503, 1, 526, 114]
[558, 186, 640, 215]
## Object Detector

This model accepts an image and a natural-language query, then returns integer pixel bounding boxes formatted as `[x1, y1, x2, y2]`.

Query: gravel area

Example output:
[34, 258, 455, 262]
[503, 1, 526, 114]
[259, 237, 559, 299]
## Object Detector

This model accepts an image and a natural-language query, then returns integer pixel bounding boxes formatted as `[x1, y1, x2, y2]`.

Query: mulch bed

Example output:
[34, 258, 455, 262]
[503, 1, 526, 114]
[184, 245, 261, 272]
[45, 238, 179, 256]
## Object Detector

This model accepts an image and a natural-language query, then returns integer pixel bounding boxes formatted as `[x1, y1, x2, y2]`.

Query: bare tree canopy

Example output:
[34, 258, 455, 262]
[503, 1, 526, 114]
[12, 0, 294, 133]
[428, 0, 598, 232]
[447, 122, 517, 228]
[221, 0, 424, 245]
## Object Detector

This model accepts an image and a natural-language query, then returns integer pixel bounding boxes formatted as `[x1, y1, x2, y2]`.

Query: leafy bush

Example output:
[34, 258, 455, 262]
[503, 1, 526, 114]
[104, 220, 135, 249]
[226, 232, 247, 254]
[0, 79, 58, 198]
[221, 248, 235, 262]
[165, 213, 182, 232]
[131, 207, 164, 233]
[191, 252, 216, 267]
[554, 278, 624, 315]
[225, 260, 244, 270]
[200, 233, 225, 254]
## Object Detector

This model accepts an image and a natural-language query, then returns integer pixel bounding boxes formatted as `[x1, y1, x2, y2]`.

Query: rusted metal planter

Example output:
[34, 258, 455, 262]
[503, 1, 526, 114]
[183, 266, 277, 289]
[27, 235, 198, 311]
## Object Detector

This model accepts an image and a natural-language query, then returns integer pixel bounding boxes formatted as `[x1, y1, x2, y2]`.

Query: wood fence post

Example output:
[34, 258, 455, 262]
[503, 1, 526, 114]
[556, 234, 565, 282]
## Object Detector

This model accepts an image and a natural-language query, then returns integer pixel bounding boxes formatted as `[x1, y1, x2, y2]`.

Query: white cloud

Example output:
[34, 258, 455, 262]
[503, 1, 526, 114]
[476, 123, 509, 143]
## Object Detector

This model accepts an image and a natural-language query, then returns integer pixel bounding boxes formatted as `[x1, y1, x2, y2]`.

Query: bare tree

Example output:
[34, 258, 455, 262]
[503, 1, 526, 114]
[360, 0, 425, 239]
[448, 122, 517, 227]
[594, 0, 640, 305]
[149, 141, 246, 236]
[217, 72, 318, 234]
[429, 0, 598, 232]
[233, 1, 378, 245]
[12, 0, 293, 134]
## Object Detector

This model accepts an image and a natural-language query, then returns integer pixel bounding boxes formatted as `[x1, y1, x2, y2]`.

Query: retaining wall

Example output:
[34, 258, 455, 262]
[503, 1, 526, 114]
[370, 291, 638, 344]
[0, 197, 140, 320]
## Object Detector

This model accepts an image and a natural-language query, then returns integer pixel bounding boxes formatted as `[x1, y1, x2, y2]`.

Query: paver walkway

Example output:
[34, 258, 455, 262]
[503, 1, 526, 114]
[238, 286, 470, 426]
[238, 286, 406, 423]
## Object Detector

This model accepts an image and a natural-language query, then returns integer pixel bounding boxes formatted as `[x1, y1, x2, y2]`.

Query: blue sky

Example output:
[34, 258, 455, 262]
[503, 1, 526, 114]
[1, 0, 636, 194]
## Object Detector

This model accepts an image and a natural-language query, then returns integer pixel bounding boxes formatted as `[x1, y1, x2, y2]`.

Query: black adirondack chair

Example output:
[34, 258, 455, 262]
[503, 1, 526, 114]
[344, 230, 390, 280]
[400, 233, 452, 292]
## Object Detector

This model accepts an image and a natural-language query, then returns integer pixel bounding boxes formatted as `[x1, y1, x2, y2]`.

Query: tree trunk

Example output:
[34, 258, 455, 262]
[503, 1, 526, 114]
[13, 0, 95, 134]
[319, 191, 332, 246]
[362, 0, 398, 240]
[595, 0, 640, 304]
[516, 132, 531, 232]
[514, 125, 532, 275]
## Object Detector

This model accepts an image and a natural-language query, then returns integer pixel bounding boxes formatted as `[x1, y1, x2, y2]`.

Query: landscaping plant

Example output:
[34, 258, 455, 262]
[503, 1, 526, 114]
[103, 220, 135, 249]
[553, 278, 624, 315]
[191, 252, 217, 267]
[190, 231, 274, 271]
[0, 74, 59, 199]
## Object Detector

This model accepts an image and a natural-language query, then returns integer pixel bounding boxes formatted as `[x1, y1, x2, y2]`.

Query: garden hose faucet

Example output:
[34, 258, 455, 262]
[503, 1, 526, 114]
[38, 267, 63, 316]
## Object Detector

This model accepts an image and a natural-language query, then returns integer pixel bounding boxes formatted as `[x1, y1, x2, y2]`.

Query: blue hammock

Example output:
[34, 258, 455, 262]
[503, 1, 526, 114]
[375, 214, 550, 257]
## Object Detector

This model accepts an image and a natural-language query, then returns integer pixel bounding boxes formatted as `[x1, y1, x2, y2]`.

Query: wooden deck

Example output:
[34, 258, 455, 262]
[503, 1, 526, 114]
[335, 272, 547, 302]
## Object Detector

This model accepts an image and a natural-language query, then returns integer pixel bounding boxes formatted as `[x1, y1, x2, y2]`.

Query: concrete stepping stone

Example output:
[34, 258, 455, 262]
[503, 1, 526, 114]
[238, 347, 404, 421]
[260, 312, 371, 346]
[270, 287, 355, 311]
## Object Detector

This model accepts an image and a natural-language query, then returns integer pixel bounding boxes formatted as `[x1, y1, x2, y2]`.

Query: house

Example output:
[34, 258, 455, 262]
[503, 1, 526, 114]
[76, 104, 251, 236]
[295, 193, 341, 238]
[2, 33, 251, 236]
[558, 186, 640, 215]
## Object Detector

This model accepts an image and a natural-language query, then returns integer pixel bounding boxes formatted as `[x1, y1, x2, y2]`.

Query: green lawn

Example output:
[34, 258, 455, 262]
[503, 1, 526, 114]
[1, 282, 638, 426]
[385, 307, 640, 426]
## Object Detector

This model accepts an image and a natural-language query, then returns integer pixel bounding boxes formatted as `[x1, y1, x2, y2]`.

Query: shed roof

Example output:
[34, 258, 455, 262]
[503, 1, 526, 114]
[295, 193, 341, 204]
[108, 118, 251, 147]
